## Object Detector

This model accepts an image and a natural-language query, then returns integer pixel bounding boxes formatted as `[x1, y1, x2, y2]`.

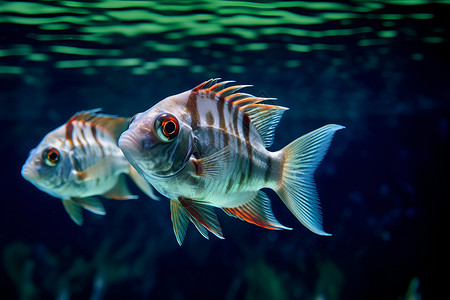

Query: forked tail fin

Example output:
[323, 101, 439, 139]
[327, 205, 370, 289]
[275, 124, 345, 236]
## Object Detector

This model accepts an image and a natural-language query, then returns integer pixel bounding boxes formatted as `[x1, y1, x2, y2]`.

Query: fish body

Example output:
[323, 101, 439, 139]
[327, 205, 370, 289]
[119, 79, 344, 245]
[21, 109, 158, 225]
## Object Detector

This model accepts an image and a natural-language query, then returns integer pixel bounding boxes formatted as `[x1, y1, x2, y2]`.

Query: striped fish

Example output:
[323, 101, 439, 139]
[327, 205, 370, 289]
[119, 79, 344, 245]
[21, 109, 159, 225]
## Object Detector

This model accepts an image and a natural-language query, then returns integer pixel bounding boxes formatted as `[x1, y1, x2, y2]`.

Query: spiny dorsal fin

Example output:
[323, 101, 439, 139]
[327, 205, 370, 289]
[243, 104, 289, 148]
[76, 155, 116, 181]
[192, 78, 220, 91]
[222, 190, 292, 230]
[192, 79, 288, 148]
[66, 109, 130, 142]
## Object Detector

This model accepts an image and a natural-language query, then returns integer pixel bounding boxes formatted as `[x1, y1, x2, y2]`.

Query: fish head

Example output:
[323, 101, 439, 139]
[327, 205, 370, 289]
[119, 107, 193, 180]
[21, 129, 72, 198]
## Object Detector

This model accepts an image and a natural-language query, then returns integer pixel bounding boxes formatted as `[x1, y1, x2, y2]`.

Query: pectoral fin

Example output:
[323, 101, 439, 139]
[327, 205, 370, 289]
[102, 175, 138, 200]
[222, 190, 291, 230]
[76, 156, 116, 181]
[178, 197, 224, 240]
[193, 146, 230, 178]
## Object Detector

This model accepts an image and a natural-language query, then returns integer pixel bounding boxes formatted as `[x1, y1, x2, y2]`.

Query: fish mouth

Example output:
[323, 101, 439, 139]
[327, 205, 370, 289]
[21, 164, 37, 182]
[119, 131, 146, 160]
[119, 131, 163, 178]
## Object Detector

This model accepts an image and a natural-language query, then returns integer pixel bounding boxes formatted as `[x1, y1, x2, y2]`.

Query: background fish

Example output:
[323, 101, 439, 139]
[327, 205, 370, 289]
[21, 109, 159, 225]
[119, 79, 344, 245]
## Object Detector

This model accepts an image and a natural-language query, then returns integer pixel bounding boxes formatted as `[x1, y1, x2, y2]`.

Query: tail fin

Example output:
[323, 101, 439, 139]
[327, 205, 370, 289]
[128, 166, 160, 201]
[275, 124, 345, 236]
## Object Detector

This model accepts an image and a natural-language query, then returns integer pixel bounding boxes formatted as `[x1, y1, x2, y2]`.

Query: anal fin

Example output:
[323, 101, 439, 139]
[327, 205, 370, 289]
[223, 190, 291, 230]
[76, 156, 116, 181]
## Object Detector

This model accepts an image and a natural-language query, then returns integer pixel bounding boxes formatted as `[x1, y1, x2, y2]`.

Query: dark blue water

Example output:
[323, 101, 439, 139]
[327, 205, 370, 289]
[1, 1, 448, 299]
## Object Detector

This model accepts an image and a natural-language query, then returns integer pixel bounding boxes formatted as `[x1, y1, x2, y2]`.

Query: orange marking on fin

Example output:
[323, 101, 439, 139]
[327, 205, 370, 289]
[216, 85, 252, 97]
[233, 97, 265, 106]
[223, 207, 278, 230]
[178, 197, 223, 239]
[193, 78, 215, 91]
[216, 85, 238, 96]
[224, 92, 247, 102]
[206, 81, 230, 92]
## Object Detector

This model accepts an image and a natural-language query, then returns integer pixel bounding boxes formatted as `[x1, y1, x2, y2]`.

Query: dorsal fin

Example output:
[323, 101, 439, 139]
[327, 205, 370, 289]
[192, 79, 288, 148]
[242, 104, 289, 148]
[192, 78, 220, 91]
[66, 109, 130, 142]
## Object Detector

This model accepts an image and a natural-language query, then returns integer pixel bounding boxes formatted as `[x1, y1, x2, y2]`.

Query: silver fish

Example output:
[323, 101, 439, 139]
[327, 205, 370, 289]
[21, 109, 159, 225]
[119, 79, 344, 245]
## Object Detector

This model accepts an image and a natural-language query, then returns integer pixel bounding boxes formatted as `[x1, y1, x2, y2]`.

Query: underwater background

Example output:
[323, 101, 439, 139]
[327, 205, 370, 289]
[1, 0, 448, 299]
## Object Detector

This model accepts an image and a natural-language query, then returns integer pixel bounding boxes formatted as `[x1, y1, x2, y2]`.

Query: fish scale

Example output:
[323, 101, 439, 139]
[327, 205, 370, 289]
[119, 79, 345, 245]
[189, 104, 266, 201]
[192, 86, 267, 193]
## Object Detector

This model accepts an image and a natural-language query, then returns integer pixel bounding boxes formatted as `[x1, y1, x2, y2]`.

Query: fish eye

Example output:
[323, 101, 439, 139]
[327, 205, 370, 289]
[154, 113, 179, 142]
[43, 147, 60, 166]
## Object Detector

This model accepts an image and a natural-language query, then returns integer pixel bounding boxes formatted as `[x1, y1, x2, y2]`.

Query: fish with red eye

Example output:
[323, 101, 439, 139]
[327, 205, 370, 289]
[43, 147, 60, 166]
[118, 79, 346, 246]
[21, 109, 161, 227]
[155, 113, 179, 142]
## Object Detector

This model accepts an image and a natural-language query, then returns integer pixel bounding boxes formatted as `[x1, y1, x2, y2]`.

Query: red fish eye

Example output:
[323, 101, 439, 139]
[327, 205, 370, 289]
[43, 147, 60, 166]
[163, 118, 177, 136]
[155, 113, 179, 142]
